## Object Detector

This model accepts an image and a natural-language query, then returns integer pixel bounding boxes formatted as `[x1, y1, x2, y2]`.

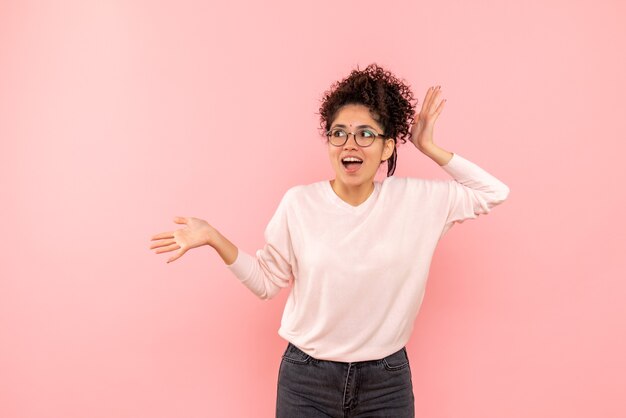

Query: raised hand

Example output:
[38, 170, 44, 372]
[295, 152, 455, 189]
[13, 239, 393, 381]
[149, 216, 214, 263]
[410, 85, 446, 152]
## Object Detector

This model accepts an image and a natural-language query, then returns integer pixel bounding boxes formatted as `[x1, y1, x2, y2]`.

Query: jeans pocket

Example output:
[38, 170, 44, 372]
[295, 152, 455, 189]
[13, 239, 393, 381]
[281, 342, 312, 365]
[382, 347, 410, 371]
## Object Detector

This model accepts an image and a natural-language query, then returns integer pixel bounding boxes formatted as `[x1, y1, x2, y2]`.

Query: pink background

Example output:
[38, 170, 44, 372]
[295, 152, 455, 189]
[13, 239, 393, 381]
[1, 0, 625, 417]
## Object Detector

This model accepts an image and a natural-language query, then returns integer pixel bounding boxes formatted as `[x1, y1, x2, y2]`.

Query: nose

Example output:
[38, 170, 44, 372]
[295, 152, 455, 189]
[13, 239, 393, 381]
[343, 133, 359, 149]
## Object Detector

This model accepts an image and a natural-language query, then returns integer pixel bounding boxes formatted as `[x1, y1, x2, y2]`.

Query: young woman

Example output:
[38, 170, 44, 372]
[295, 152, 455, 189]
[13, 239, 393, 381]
[149, 64, 510, 417]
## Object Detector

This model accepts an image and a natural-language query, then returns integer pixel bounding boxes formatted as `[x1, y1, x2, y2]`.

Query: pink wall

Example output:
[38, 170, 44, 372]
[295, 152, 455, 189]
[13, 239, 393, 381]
[1, 0, 625, 417]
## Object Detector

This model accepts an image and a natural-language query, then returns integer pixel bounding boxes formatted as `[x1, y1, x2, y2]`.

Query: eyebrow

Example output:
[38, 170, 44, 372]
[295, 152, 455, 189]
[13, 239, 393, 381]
[331, 124, 379, 130]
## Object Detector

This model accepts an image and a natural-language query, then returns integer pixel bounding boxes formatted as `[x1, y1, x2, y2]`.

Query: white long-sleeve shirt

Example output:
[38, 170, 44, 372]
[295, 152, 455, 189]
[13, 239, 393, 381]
[226, 153, 510, 362]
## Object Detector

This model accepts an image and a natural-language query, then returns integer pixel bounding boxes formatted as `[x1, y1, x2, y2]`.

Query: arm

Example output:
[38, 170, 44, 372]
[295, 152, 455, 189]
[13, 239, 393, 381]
[419, 142, 453, 166]
[420, 142, 510, 213]
[194, 223, 290, 300]
[410, 86, 509, 232]
[438, 151, 510, 233]
[218, 189, 296, 301]
[150, 212, 291, 300]
[207, 228, 238, 265]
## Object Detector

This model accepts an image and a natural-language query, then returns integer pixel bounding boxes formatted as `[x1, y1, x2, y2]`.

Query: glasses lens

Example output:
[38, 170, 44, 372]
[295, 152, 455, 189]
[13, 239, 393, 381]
[328, 128, 347, 146]
[355, 129, 376, 147]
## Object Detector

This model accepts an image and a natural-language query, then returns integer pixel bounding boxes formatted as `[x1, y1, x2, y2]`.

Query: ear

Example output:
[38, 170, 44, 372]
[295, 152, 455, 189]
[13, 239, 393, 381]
[381, 138, 395, 162]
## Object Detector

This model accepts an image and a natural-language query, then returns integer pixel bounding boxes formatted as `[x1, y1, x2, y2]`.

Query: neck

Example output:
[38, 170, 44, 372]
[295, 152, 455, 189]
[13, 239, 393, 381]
[330, 179, 375, 207]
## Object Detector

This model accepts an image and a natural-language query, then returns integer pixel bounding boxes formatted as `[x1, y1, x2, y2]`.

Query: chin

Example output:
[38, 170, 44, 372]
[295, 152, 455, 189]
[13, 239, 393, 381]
[339, 171, 373, 186]
[332, 161, 375, 184]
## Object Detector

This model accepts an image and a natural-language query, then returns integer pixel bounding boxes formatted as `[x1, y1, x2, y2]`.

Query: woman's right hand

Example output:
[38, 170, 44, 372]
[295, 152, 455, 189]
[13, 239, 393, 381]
[149, 216, 214, 263]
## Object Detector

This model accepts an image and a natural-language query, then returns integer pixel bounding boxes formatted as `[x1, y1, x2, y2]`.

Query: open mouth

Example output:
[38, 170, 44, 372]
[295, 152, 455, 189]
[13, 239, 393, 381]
[342, 157, 363, 172]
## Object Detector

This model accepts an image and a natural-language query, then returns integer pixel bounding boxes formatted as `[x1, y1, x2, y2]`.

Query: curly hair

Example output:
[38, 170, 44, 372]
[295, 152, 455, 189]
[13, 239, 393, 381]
[318, 63, 417, 176]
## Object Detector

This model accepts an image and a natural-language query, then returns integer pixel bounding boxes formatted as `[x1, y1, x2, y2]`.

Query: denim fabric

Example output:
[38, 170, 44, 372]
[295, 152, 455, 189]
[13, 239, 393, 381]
[276, 342, 415, 418]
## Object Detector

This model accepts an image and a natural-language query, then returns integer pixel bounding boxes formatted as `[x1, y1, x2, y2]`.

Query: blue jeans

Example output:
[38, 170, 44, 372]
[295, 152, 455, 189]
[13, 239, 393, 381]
[276, 342, 415, 417]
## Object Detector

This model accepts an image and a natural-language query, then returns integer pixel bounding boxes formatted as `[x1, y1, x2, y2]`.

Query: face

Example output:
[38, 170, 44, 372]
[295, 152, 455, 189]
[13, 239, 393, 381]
[327, 103, 395, 189]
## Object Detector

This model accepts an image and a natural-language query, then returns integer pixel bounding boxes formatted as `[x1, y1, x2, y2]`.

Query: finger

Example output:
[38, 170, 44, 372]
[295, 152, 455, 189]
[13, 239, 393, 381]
[421, 86, 436, 112]
[151, 231, 175, 240]
[433, 98, 446, 117]
[155, 243, 181, 254]
[427, 87, 443, 114]
[173, 216, 188, 224]
[149, 239, 176, 250]
[423, 85, 439, 111]
[167, 249, 185, 263]
[416, 87, 431, 119]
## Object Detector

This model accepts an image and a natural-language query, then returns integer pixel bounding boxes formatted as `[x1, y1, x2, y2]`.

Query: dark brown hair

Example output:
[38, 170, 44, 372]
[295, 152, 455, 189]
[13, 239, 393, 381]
[318, 63, 417, 176]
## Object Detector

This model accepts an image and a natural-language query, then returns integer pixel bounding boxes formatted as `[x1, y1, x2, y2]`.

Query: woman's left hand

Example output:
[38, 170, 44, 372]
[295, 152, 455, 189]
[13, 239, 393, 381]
[410, 85, 446, 151]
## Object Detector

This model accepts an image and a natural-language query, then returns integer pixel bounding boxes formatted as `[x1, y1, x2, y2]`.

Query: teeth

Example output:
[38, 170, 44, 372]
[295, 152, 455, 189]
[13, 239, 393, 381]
[342, 157, 363, 163]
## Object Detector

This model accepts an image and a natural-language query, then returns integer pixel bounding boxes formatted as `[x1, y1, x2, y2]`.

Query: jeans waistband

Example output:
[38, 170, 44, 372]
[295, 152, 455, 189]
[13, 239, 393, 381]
[284, 342, 407, 364]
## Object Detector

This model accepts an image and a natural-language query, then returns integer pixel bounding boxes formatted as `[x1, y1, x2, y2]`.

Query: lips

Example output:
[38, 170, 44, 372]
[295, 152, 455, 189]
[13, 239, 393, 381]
[341, 156, 363, 173]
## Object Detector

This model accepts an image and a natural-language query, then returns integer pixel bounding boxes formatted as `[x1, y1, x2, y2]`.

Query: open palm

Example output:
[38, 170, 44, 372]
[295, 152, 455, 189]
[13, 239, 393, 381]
[149, 216, 213, 263]
[410, 85, 446, 150]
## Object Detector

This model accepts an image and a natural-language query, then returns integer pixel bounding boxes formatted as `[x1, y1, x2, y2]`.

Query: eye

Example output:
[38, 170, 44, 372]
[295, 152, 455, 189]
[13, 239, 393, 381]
[358, 129, 375, 138]
[331, 129, 346, 137]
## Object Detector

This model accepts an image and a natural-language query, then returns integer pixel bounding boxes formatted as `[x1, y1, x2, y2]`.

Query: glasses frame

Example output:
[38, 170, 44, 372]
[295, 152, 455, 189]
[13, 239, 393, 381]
[325, 127, 389, 148]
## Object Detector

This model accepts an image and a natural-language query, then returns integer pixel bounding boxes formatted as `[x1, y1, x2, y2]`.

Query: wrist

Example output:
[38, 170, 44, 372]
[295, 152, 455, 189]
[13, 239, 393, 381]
[205, 227, 221, 248]
[417, 142, 437, 156]
[422, 143, 453, 166]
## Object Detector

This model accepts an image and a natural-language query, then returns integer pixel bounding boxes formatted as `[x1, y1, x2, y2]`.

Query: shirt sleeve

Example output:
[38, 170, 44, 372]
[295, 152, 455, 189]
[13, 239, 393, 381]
[439, 152, 510, 235]
[225, 188, 296, 300]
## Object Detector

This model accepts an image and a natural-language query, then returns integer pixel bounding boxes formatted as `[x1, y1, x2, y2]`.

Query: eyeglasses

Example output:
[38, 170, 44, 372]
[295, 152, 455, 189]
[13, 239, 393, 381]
[325, 127, 388, 147]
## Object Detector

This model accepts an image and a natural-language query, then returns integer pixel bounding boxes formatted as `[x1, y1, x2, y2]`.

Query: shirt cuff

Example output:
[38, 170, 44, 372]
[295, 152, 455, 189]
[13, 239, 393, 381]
[440, 152, 469, 178]
[225, 249, 256, 282]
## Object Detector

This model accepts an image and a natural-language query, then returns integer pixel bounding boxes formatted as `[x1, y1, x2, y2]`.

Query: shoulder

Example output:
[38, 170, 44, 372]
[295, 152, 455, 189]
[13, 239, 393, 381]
[280, 181, 324, 206]
[283, 182, 320, 198]
[381, 175, 450, 196]
[381, 175, 427, 190]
